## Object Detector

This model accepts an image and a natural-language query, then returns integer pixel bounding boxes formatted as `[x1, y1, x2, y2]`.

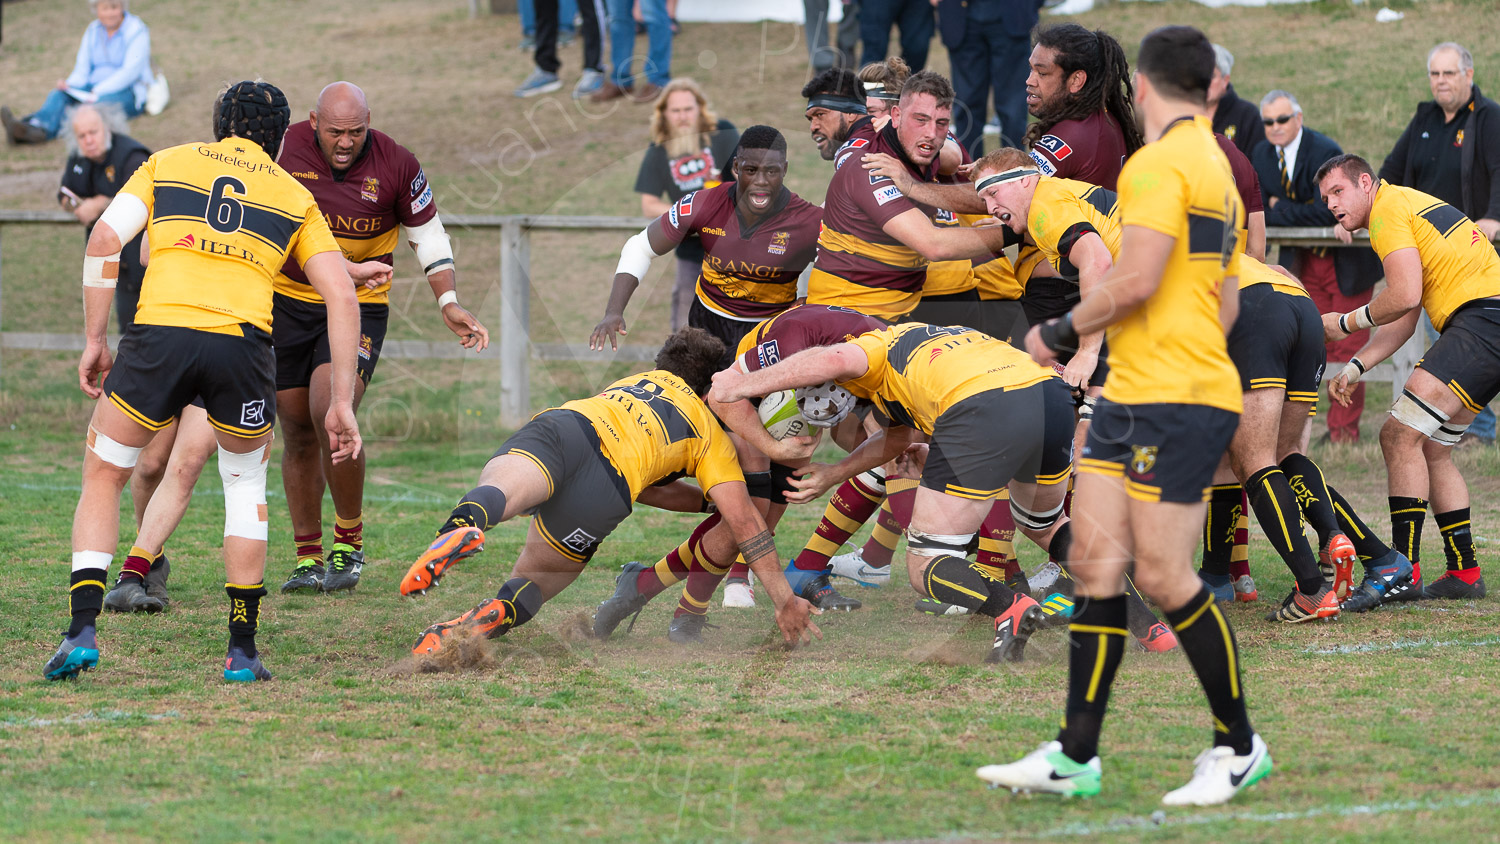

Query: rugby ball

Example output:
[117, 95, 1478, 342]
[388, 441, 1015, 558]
[758, 390, 810, 440]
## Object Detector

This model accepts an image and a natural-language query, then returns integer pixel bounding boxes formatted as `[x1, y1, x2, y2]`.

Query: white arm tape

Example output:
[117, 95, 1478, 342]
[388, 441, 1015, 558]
[82, 254, 120, 289]
[404, 217, 454, 277]
[97, 192, 148, 244]
[615, 228, 666, 280]
[437, 290, 458, 309]
[797, 263, 812, 299]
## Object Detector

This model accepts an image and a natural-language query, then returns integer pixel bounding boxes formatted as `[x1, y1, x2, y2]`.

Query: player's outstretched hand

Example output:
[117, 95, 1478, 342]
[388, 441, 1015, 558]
[766, 434, 819, 464]
[590, 314, 627, 351]
[1024, 325, 1060, 368]
[860, 151, 913, 194]
[78, 340, 112, 399]
[774, 595, 823, 648]
[443, 303, 490, 351]
[785, 462, 840, 504]
[325, 401, 363, 464]
[1061, 348, 1098, 392]
[349, 260, 393, 289]
[708, 366, 748, 404]
[892, 442, 928, 481]
[1321, 311, 1350, 343]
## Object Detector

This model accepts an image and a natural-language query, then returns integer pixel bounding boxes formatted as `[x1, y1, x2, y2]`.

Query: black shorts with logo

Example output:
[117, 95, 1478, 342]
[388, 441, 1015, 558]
[1227, 284, 1325, 402]
[272, 293, 389, 390]
[1080, 399, 1239, 503]
[104, 323, 275, 437]
[922, 378, 1075, 499]
[1419, 299, 1500, 414]
[688, 298, 763, 371]
[494, 409, 634, 563]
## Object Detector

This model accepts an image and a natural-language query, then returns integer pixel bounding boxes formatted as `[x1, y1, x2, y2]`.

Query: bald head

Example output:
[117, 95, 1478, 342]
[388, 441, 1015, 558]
[310, 81, 371, 172]
[71, 104, 111, 162]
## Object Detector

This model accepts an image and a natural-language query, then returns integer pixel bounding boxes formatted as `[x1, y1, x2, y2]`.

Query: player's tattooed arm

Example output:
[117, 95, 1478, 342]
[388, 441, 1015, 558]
[738, 530, 776, 564]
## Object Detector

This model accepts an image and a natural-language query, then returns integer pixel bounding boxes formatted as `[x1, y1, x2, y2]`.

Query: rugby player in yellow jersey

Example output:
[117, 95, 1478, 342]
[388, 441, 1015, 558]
[1319, 153, 1500, 601]
[45, 81, 364, 683]
[404, 328, 820, 654]
[711, 322, 1078, 663]
[986, 27, 1272, 806]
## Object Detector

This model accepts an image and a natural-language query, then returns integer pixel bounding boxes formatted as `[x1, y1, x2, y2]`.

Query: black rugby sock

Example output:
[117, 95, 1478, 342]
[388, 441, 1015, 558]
[1279, 453, 1341, 547]
[489, 577, 545, 637]
[1056, 594, 1128, 764]
[1164, 587, 1254, 756]
[1122, 573, 1160, 638]
[924, 555, 1011, 616]
[1246, 467, 1322, 594]
[68, 565, 107, 637]
[1435, 508, 1477, 572]
[1389, 496, 1428, 578]
[442, 485, 508, 533]
[1200, 484, 1241, 577]
[226, 582, 267, 658]
[1325, 485, 1392, 564]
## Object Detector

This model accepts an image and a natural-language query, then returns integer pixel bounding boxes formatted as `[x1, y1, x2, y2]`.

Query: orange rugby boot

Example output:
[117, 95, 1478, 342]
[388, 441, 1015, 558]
[400, 527, 485, 596]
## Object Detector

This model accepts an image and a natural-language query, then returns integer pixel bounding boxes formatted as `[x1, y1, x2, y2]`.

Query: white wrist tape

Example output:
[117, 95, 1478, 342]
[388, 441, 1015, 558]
[97, 192, 148, 243]
[1339, 305, 1374, 333]
[405, 217, 455, 277]
[437, 290, 458, 309]
[219, 442, 271, 541]
[615, 228, 665, 280]
[82, 254, 120, 289]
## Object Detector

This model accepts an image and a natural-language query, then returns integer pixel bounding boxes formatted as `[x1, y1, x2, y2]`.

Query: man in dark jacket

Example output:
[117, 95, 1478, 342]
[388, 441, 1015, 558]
[937, 0, 1043, 155]
[59, 104, 149, 334]
[1380, 41, 1500, 445]
[1252, 90, 1382, 443]
[1208, 44, 1264, 157]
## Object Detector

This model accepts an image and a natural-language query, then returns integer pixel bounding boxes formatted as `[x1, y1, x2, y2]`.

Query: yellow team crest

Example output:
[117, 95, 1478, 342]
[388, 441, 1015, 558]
[1129, 444, 1158, 475]
[1224, 125, 1237, 141]
[361, 176, 380, 203]
[105, 165, 116, 183]
[768, 230, 790, 256]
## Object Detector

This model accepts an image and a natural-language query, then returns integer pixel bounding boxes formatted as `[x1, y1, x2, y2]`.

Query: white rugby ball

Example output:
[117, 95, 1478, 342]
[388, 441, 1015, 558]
[757, 390, 810, 440]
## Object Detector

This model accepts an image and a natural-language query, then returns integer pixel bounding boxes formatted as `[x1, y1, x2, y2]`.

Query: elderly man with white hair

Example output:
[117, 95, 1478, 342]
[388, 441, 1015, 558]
[3, 0, 154, 144]
[1206, 43, 1264, 156]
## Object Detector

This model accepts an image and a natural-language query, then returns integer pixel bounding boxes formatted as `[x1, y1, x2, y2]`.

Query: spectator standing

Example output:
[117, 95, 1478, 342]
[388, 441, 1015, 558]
[1251, 90, 1383, 443]
[937, 0, 1041, 154]
[859, 0, 935, 73]
[3, 0, 154, 144]
[591, 0, 673, 102]
[519, 0, 578, 51]
[633, 80, 739, 332]
[1380, 42, 1500, 445]
[1207, 44, 1265, 157]
[515, 0, 606, 98]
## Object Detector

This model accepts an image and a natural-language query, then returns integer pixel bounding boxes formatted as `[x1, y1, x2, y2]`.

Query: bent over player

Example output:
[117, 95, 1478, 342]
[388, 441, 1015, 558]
[1319, 154, 1499, 601]
[45, 81, 363, 682]
[276, 82, 489, 595]
[404, 328, 821, 654]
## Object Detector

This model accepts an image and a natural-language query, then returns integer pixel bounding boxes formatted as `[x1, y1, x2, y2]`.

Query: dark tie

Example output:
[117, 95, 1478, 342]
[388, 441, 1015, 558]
[1277, 147, 1295, 200]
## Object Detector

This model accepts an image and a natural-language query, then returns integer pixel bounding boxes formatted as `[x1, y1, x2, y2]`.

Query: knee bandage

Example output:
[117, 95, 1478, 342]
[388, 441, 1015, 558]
[856, 465, 887, 495]
[88, 426, 142, 469]
[769, 462, 799, 506]
[1012, 497, 1065, 532]
[905, 528, 976, 558]
[1391, 389, 1467, 446]
[1078, 393, 1097, 421]
[219, 442, 271, 540]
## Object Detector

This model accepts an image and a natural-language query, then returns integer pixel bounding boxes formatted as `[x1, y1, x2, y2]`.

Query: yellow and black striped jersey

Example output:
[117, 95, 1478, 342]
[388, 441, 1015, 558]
[554, 370, 743, 500]
[119, 139, 339, 333]
[842, 323, 1055, 433]
[1368, 182, 1500, 332]
[1105, 116, 1244, 413]
[1028, 177, 1121, 278]
[1238, 254, 1309, 298]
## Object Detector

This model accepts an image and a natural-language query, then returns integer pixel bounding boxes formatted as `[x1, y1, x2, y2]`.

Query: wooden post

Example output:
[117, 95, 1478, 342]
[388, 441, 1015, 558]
[499, 217, 531, 428]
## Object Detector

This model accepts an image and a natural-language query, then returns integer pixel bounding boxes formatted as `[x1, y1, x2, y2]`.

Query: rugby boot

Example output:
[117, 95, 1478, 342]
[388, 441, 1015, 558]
[786, 563, 861, 611]
[43, 626, 99, 681]
[829, 546, 891, 587]
[280, 560, 324, 594]
[667, 612, 714, 644]
[1233, 574, 1259, 603]
[721, 577, 756, 608]
[400, 527, 485, 596]
[321, 543, 364, 592]
[103, 577, 166, 613]
[143, 555, 171, 605]
[412, 598, 508, 655]
[1005, 567, 1032, 599]
[1161, 734, 1272, 806]
[224, 647, 272, 682]
[1318, 533, 1358, 601]
[1423, 572, 1487, 600]
[985, 594, 1045, 664]
[976, 741, 1101, 798]
[1266, 585, 1340, 623]
[1199, 571, 1234, 603]
[593, 561, 651, 639]
[914, 598, 971, 617]
[1136, 622, 1178, 652]
[1341, 550, 1414, 613]
[1037, 592, 1075, 629]
[1029, 560, 1063, 592]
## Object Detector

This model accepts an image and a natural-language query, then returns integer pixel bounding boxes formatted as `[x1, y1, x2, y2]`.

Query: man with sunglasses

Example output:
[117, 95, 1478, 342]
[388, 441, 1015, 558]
[1250, 89, 1382, 444]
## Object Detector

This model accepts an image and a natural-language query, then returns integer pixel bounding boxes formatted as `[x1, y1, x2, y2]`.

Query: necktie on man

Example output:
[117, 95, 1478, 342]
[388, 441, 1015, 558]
[1277, 147, 1295, 200]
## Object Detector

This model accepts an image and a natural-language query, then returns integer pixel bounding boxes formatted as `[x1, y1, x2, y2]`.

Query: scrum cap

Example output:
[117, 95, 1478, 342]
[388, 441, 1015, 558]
[214, 81, 291, 157]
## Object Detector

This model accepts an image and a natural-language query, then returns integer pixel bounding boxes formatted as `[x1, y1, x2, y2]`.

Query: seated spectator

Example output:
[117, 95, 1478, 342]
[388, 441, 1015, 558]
[3, 0, 153, 144]
[1250, 89, 1382, 443]
[633, 80, 738, 332]
[58, 103, 150, 332]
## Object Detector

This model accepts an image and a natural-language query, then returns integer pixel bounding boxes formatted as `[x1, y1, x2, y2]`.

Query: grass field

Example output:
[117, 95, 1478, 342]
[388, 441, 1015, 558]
[4, 1, 1500, 841]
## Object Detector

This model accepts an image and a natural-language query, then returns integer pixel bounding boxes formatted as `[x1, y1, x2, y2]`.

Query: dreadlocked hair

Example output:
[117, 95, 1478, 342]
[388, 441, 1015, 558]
[1024, 25, 1144, 156]
[213, 80, 291, 158]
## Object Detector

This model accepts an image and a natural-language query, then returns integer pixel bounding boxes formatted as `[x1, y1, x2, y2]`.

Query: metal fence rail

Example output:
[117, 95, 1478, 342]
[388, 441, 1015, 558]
[0, 210, 1420, 427]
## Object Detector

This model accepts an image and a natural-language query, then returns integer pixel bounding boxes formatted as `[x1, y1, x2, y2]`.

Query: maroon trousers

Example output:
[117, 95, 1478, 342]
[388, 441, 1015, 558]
[1299, 251, 1370, 442]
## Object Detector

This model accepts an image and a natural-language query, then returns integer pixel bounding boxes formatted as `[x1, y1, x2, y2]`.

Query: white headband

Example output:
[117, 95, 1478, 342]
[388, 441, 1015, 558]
[973, 167, 1039, 193]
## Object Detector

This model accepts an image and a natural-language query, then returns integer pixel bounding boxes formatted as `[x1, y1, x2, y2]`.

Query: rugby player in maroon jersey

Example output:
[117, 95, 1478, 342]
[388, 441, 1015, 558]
[592, 305, 887, 642]
[273, 82, 490, 596]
